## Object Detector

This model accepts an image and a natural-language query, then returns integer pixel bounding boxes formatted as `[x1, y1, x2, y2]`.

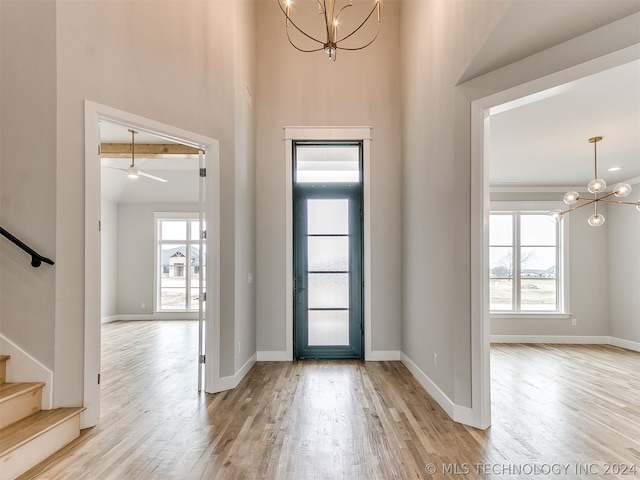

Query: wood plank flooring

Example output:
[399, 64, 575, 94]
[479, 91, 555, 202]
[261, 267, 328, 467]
[19, 322, 640, 479]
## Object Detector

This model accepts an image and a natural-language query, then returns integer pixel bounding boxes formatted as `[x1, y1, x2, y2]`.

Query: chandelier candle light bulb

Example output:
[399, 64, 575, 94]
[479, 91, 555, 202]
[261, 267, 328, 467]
[549, 136, 638, 227]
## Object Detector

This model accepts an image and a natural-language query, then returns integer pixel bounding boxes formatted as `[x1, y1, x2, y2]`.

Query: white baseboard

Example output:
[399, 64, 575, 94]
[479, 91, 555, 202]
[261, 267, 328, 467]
[257, 351, 292, 361]
[0, 334, 53, 410]
[102, 313, 199, 323]
[490, 334, 639, 352]
[607, 336, 640, 353]
[367, 350, 401, 361]
[400, 353, 455, 420]
[491, 335, 610, 344]
[207, 353, 257, 393]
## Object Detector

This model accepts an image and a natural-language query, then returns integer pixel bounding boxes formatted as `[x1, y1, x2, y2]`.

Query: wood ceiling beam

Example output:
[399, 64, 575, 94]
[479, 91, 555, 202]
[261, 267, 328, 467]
[100, 143, 200, 157]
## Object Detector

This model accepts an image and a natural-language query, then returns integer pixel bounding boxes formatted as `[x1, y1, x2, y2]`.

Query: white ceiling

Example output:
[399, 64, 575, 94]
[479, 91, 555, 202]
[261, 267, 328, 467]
[490, 59, 640, 188]
[100, 121, 199, 204]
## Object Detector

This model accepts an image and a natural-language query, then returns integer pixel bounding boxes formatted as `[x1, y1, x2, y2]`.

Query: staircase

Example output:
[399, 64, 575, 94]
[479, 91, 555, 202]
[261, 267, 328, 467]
[0, 355, 84, 480]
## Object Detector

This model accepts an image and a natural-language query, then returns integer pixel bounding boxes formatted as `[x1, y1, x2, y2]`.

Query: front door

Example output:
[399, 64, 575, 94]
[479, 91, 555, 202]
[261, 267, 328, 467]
[292, 142, 363, 359]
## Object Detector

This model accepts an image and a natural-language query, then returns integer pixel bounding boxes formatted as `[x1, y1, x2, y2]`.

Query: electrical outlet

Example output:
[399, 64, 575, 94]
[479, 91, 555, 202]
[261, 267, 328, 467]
[237, 342, 241, 355]
[571, 318, 577, 327]
[433, 353, 438, 367]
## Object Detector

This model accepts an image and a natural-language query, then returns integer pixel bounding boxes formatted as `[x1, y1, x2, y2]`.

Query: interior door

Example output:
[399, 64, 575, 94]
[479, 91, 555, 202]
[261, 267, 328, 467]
[197, 148, 206, 391]
[292, 142, 363, 359]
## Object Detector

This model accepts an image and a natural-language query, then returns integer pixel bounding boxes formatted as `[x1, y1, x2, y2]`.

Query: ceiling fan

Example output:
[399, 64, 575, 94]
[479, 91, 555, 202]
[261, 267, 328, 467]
[102, 129, 169, 183]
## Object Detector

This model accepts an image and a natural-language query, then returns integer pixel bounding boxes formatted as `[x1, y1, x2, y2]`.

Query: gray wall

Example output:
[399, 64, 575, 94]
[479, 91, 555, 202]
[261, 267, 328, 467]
[489, 192, 611, 337]
[609, 182, 640, 343]
[254, 1, 403, 355]
[1, 0, 58, 369]
[1, 0, 256, 405]
[490, 185, 639, 342]
[400, 0, 510, 408]
[401, 1, 640, 411]
[116, 203, 198, 317]
[100, 200, 118, 319]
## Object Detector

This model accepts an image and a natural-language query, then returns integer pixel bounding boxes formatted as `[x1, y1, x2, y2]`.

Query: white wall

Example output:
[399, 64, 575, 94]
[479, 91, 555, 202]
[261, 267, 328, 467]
[254, 1, 403, 357]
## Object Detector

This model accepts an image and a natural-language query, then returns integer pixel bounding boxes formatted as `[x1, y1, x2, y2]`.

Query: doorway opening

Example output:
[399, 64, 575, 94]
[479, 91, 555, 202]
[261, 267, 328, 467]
[292, 142, 364, 359]
[469, 46, 639, 430]
[84, 101, 221, 428]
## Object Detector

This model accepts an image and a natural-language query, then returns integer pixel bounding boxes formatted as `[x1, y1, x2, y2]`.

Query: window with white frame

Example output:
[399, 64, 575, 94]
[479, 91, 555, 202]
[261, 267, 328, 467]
[489, 207, 567, 314]
[155, 213, 205, 312]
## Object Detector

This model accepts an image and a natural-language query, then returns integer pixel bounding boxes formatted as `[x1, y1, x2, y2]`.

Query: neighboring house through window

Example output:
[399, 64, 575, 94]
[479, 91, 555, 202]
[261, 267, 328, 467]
[155, 213, 205, 312]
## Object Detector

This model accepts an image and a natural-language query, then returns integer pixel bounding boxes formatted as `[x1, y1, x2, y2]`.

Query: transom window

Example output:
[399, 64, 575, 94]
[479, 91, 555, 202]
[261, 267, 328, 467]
[155, 213, 205, 312]
[489, 208, 566, 314]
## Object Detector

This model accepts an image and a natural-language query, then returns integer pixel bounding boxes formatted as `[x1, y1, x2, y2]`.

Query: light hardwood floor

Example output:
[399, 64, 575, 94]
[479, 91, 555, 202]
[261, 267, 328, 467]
[20, 321, 640, 479]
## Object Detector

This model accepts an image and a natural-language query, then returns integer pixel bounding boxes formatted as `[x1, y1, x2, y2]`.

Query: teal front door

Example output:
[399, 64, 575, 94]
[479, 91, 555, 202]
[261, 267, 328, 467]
[292, 142, 363, 359]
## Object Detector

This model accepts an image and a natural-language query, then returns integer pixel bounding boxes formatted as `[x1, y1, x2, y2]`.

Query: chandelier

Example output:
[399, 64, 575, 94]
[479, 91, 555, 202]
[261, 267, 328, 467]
[277, 0, 381, 61]
[548, 136, 640, 227]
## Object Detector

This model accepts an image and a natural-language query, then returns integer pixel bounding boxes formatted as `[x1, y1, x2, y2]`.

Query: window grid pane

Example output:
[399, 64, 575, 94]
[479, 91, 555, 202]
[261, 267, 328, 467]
[157, 217, 205, 312]
[489, 212, 562, 313]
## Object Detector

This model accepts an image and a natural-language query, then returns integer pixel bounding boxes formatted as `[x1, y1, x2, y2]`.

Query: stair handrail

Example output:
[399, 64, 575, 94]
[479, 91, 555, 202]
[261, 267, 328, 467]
[0, 226, 55, 268]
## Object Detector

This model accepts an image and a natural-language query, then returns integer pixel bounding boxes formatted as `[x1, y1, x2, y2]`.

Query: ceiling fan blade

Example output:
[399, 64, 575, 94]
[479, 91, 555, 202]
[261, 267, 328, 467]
[102, 166, 128, 172]
[138, 171, 169, 183]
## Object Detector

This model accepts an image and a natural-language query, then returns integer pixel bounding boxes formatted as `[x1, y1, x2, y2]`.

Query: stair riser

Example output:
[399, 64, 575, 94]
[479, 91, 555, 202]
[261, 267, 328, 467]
[0, 414, 81, 480]
[0, 388, 42, 430]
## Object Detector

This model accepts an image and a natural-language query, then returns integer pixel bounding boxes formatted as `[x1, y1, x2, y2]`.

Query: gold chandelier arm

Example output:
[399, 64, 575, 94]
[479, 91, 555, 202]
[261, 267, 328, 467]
[559, 191, 618, 215]
[286, 26, 325, 52]
[334, 3, 353, 27]
[336, 1, 379, 44]
[559, 198, 597, 216]
[600, 199, 639, 206]
[277, 0, 325, 45]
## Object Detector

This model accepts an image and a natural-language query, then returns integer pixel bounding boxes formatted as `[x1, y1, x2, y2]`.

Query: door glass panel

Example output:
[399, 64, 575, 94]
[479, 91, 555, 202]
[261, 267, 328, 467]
[308, 310, 350, 346]
[307, 273, 349, 309]
[307, 199, 348, 234]
[295, 145, 360, 183]
[293, 140, 363, 359]
[308, 236, 349, 271]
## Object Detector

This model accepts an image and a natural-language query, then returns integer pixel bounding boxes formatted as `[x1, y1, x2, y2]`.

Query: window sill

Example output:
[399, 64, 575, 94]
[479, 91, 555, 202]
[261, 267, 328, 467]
[491, 312, 572, 320]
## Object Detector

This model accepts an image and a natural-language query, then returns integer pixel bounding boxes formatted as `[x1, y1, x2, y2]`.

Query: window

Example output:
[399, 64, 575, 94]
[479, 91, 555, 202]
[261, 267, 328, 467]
[155, 214, 205, 312]
[489, 208, 566, 314]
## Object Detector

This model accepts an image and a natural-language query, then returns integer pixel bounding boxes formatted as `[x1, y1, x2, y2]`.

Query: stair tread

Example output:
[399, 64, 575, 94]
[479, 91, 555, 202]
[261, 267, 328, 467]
[0, 407, 85, 457]
[0, 382, 45, 403]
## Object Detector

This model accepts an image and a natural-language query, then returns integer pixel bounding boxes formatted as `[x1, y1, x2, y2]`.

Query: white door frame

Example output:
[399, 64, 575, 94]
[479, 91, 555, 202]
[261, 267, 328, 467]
[469, 45, 639, 430]
[281, 126, 372, 361]
[83, 101, 220, 428]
